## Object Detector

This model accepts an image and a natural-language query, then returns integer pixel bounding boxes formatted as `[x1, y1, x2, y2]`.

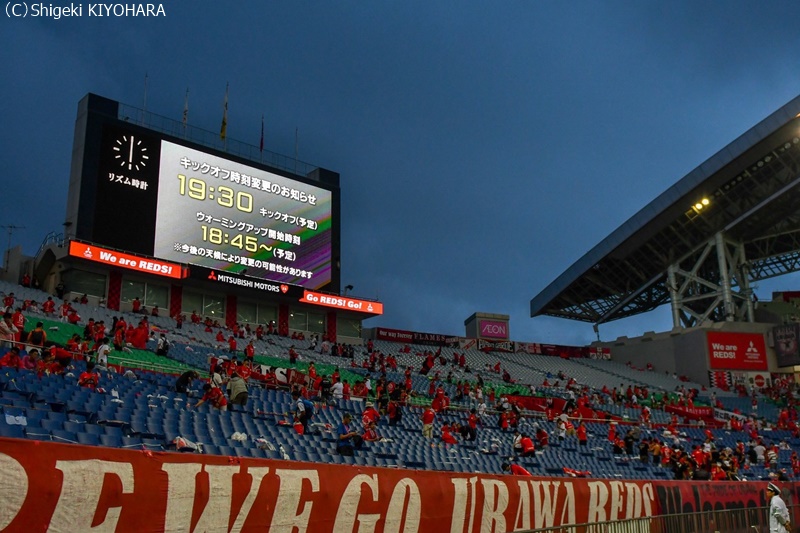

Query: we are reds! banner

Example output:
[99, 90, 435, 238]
[707, 331, 768, 370]
[0, 438, 789, 532]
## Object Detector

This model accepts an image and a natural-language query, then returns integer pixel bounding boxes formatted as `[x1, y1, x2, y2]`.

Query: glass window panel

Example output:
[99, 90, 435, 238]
[121, 280, 145, 303]
[203, 295, 225, 320]
[238, 301, 257, 324]
[183, 292, 203, 318]
[336, 317, 362, 339]
[288, 310, 307, 331]
[257, 304, 277, 325]
[145, 284, 169, 309]
[308, 312, 325, 334]
[64, 270, 107, 298]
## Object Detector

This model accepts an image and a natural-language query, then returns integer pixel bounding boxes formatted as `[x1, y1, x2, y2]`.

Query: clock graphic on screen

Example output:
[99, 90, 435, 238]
[113, 134, 149, 171]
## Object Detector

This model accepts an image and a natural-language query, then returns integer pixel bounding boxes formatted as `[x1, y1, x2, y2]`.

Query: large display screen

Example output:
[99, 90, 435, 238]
[154, 141, 332, 287]
[90, 123, 333, 289]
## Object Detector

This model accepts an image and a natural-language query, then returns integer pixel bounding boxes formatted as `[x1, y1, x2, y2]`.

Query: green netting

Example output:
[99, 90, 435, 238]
[33, 317, 196, 374]
[30, 318, 82, 346]
[252, 354, 363, 385]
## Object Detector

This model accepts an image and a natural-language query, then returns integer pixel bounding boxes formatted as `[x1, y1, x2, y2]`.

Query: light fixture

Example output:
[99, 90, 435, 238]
[701, 198, 710, 206]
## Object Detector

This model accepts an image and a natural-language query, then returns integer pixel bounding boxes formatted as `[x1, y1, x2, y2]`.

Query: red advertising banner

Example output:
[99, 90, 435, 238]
[479, 319, 509, 340]
[707, 331, 768, 371]
[664, 404, 715, 421]
[375, 327, 415, 343]
[374, 327, 457, 347]
[0, 438, 788, 532]
[477, 339, 515, 353]
[300, 290, 384, 315]
[69, 241, 187, 279]
[0, 439, 795, 533]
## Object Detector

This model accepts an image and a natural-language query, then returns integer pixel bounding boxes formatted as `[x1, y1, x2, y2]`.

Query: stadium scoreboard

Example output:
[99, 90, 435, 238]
[65, 93, 340, 293]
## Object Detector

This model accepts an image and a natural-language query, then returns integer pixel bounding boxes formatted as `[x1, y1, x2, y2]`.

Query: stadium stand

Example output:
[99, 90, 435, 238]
[0, 278, 797, 486]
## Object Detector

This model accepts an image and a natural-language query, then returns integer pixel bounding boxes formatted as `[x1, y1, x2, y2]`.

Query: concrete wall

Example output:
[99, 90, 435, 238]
[596, 321, 778, 385]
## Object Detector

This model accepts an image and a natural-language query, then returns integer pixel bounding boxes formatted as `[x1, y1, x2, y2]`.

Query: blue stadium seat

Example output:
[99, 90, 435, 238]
[51, 429, 78, 443]
[121, 436, 144, 448]
[76, 432, 101, 446]
[100, 434, 123, 448]
[0, 422, 25, 439]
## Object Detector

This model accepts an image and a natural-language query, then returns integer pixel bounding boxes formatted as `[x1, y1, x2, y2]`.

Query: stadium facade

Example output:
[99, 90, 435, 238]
[6, 93, 382, 344]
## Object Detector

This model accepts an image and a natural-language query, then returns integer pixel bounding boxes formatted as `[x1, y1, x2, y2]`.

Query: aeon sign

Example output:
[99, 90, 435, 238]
[479, 319, 508, 339]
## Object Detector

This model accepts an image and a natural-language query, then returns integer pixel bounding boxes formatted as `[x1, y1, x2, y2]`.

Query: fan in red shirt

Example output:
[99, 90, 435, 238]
[362, 402, 381, 429]
[67, 308, 81, 325]
[710, 462, 727, 480]
[465, 409, 479, 441]
[9, 308, 24, 343]
[502, 462, 531, 476]
[194, 384, 228, 411]
[536, 426, 550, 448]
[78, 362, 99, 390]
[441, 424, 458, 445]
[3, 293, 15, 309]
[236, 361, 251, 381]
[352, 381, 367, 398]
[244, 341, 255, 361]
[363, 421, 380, 443]
[577, 421, 588, 446]
[0, 347, 23, 370]
[608, 422, 617, 443]
[520, 433, 536, 457]
[59, 301, 71, 320]
[42, 297, 56, 314]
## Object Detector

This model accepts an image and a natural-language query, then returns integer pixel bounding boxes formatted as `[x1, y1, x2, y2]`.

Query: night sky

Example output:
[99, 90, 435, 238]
[3, 1, 800, 345]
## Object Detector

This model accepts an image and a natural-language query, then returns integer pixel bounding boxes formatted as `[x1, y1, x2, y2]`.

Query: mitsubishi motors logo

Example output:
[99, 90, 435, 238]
[83, 247, 93, 259]
[746, 341, 760, 355]
[208, 271, 217, 281]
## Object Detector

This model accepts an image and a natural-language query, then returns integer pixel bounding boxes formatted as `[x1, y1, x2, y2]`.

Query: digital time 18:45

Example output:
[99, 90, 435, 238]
[200, 225, 272, 253]
[178, 174, 253, 213]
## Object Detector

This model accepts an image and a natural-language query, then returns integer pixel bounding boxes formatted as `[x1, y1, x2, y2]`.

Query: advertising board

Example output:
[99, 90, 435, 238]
[89, 122, 334, 290]
[706, 331, 768, 371]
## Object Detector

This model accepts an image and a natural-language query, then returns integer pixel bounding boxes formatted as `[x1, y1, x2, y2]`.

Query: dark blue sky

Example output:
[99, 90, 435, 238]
[3, 2, 800, 345]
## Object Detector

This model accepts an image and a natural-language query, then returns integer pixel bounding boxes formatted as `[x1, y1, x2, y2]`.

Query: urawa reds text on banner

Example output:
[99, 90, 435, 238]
[0, 438, 791, 532]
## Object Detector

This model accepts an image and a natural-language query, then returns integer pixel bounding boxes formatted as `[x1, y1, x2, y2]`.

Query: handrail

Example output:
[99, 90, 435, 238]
[520, 504, 793, 533]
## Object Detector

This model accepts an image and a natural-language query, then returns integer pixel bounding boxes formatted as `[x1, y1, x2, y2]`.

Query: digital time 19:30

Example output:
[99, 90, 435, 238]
[177, 174, 253, 213]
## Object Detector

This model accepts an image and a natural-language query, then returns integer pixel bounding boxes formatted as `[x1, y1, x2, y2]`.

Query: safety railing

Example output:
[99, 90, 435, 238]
[519, 504, 797, 533]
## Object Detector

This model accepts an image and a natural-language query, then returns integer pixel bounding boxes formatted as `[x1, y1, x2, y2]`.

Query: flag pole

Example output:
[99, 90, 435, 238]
[182, 88, 189, 138]
[260, 114, 265, 162]
[220, 82, 229, 150]
[141, 72, 148, 125]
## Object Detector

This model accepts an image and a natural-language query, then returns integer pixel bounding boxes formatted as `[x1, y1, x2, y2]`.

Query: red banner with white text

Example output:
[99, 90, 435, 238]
[707, 331, 768, 370]
[0, 438, 793, 532]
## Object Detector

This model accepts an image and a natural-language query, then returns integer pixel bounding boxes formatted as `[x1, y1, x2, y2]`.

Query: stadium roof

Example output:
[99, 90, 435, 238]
[530, 95, 800, 324]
